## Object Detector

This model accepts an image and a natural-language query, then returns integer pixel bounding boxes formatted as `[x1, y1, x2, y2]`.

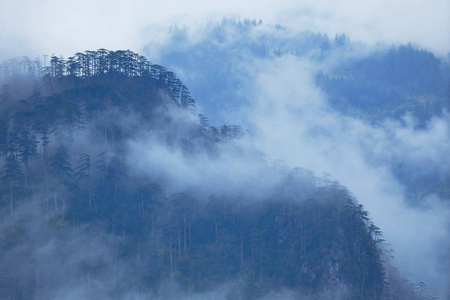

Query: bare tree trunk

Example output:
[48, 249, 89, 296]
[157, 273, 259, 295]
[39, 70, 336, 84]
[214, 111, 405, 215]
[138, 200, 142, 218]
[215, 217, 218, 241]
[54, 191, 58, 213]
[251, 240, 254, 273]
[240, 233, 243, 269]
[88, 183, 92, 208]
[260, 248, 263, 285]
[183, 211, 187, 252]
[170, 233, 173, 276]
[151, 209, 154, 232]
[62, 196, 65, 221]
[189, 224, 192, 245]
[45, 189, 49, 227]
[9, 181, 13, 214]
[104, 125, 107, 151]
[24, 162, 28, 187]
[178, 231, 181, 259]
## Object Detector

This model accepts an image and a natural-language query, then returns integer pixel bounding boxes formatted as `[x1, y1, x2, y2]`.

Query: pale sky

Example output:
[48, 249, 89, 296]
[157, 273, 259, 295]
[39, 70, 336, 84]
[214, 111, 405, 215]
[0, 0, 449, 60]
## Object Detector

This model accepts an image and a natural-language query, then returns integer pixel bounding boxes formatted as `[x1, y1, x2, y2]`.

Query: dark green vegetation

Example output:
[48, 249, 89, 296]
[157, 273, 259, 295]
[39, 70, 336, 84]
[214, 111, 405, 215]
[0, 50, 436, 299]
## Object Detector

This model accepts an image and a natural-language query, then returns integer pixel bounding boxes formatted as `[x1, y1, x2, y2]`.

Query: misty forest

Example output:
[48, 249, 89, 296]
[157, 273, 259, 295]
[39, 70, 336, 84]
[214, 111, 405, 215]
[0, 20, 449, 300]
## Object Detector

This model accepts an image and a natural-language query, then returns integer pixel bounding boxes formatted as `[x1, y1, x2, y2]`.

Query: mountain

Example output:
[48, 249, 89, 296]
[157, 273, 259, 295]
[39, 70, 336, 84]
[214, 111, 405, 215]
[0, 49, 438, 299]
[147, 19, 449, 126]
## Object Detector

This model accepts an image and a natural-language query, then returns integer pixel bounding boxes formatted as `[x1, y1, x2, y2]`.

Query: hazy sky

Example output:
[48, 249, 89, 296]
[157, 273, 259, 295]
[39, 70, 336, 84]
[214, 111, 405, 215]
[0, 0, 449, 60]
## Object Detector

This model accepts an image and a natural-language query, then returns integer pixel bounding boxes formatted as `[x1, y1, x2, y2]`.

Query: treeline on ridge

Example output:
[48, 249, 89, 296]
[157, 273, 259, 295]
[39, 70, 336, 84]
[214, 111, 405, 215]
[0, 50, 434, 300]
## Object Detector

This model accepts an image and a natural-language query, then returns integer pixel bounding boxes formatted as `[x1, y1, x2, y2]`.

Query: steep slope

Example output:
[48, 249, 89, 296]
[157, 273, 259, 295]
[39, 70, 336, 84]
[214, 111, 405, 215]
[0, 50, 435, 299]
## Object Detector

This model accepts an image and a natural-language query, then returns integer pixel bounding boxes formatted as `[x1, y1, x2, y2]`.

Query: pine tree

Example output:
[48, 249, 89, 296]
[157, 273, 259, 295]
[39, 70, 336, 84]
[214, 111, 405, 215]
[2, 153, 22, 214]
[17, 131, 38, 186]
[75, 153, 93, 209]
[0, 120, 7, 159]
[50, 145, 72, 220]
[50, 145, 72, 186]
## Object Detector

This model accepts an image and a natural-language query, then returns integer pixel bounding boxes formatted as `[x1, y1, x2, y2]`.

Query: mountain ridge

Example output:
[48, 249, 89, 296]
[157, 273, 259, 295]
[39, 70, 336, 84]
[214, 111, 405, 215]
[0, 49, 441, 299]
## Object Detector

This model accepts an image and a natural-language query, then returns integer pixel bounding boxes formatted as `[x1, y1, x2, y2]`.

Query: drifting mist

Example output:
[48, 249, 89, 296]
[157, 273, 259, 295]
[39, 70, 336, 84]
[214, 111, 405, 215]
[143, 22, 450, 297]
[0, 1, 449, 298]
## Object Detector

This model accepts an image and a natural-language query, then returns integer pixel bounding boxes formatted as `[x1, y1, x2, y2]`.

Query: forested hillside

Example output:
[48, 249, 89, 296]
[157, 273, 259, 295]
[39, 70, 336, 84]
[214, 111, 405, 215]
[0, 50, 440, 299]
[149, 19, 449, 125]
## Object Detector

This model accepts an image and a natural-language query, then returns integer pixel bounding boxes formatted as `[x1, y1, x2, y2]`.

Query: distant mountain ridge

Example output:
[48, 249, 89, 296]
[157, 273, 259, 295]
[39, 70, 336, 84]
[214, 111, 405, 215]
[149, 19, 449, 126]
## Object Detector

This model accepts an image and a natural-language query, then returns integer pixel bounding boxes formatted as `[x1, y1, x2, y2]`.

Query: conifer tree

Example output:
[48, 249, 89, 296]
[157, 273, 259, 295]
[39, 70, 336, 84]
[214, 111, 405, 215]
[50, 145, 72, 186]
[2, 152, 22, 214]
[17, 131, 38, 186]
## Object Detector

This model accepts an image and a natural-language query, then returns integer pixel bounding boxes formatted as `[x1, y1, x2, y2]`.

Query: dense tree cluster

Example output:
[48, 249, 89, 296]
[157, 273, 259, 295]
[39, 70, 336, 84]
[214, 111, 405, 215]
[316, 43, 448, 123]
[0, 49, 196, 109]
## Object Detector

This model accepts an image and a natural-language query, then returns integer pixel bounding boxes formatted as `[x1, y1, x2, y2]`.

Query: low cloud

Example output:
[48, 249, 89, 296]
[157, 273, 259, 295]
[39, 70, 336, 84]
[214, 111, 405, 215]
[0, 0, 448, 61]
[125, 48, 449, 295]
[239, 54, 450, 296]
